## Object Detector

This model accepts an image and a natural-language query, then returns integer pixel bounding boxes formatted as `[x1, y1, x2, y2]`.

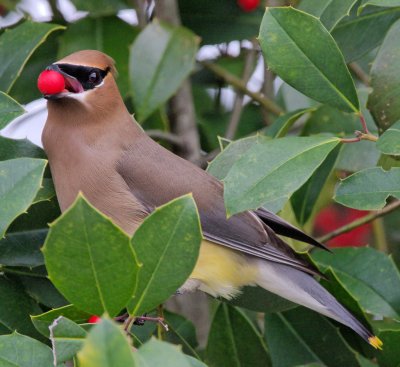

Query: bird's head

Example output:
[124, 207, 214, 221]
[37, 50, 117, 102]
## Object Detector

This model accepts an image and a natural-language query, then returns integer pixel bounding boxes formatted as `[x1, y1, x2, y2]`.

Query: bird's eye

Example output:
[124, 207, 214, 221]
[88, 71, 99, 83]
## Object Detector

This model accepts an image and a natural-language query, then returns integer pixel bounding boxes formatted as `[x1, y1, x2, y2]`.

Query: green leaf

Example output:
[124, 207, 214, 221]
[368, 18, 400, 131]
[164, 310, 199, 358]
[130, 21, 199, 121]
[33, 178, 56, 204]
[265, 108, 314, 138]
[17, 275, 67, 309]
[69, 0, 126, 16]
[332, 7, 400, 62]
[228, 286, 295, 313]
[0, 228, 46, 267]
[186, 356, 208, 367]
[42, 195, 140, 317]
[359, 0, 400, 12]
[223, 136, 340, 215]
[135, 338, 191, 367]
[301, 105, 360, 136]
[259, 7, 359, 112]
[206, 303, 271, 367]
[0, 277, 42, 338]
[0, 92, 25, 129]
[179, 0, 263, 44]
[58, 16, 139, 97]
[312, 247, 400, 318]
[291, 144, 341, 225]
[298, 0, 357, 31]
[0, 136, 45, 161]
[128, 195, 202, 315]
[0, 21, 64, 93]
[0, 332, 54, 367]
[32, 304, 91, 338]
[336, 141, 380, 172]
[77, 318, 136, 367]
[264, 307, 361, 367]
[207, 135, 260, 180]
[0, 158, 47, 237]
[376, 328, 400, 367]
[376, 120, 400, 156]
[8, 30, 60, 104]
[334, 167, 400, 210]
[49, 316, 87, 364]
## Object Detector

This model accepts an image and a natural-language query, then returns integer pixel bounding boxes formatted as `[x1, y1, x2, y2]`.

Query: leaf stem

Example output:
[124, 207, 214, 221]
[200, 60, 284, 116]
[0, 266, 47, 278]
[317, 200, 400, 243]
[340, 114, 378, 143]
[372, 218, 389, 253]
[358, 113, 370, 134]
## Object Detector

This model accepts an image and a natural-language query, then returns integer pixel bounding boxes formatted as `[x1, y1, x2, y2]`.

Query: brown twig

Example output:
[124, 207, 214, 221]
[317, 200, 400, 243]
[200, 61, 283, 116]
[133, 0, 148, 28]
[261, 57, 276, 126]
[349, 62, 370, 87]
[225, 41, 258, 140]
[340, 114, 378, 143]
[146, 129, 184, 147]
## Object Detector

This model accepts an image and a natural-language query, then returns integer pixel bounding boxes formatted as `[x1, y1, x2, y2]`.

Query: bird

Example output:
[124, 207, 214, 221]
[40, 50, 382, 349]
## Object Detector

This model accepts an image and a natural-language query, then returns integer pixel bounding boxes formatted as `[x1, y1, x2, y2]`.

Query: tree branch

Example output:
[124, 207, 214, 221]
[133, 0, 148, 28]
[317, 200, 400, 243]
[146, 129, 184, 147]
[225, 41, 258, 140]
[200, 61, 283, 116]
[261, 57, 276, 126]
[155, 0, 202, 164]
[349, 62, 370, 87]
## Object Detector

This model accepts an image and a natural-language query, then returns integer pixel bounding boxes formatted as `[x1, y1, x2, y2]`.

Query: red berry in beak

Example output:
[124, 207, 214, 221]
[37, 70, 65, 95]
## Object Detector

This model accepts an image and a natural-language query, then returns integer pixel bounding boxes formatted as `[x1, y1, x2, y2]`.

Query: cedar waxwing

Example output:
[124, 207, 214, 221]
[40, 50, 382, 349]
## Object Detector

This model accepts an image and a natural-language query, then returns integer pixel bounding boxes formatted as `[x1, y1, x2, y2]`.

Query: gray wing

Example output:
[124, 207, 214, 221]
[116, 135, 322, 276]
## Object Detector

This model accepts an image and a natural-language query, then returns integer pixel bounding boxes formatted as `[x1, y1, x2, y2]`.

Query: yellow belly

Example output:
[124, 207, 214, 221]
[189, 240, 258, 299]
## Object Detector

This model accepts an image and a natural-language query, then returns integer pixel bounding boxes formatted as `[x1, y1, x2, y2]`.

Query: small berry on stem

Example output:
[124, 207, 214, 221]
[237, 0, 260, 12]
[87, 315, 101, 324]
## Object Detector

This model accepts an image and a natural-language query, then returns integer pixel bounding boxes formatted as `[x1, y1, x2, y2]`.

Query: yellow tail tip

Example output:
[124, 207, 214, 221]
[368, 336, 383, 350]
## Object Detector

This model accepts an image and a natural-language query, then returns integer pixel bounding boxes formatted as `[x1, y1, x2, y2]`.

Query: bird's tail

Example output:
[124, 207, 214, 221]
[256, 259, 382, 350]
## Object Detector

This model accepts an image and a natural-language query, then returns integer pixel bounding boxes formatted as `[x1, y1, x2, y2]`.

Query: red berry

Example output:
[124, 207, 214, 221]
[237, 0, 260, 12]
[37, 70, 65, 95]
[87, 315, 101, 324]
[314, 205, 372, 247]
